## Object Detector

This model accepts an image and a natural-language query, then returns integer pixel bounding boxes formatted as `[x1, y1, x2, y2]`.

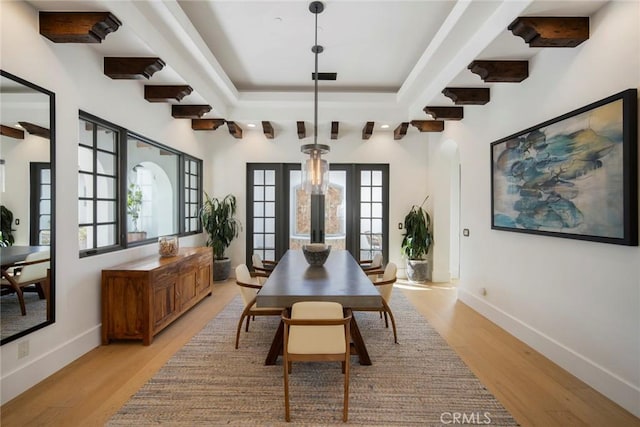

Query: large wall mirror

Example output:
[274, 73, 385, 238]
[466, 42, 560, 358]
[0, 70, 55, 345]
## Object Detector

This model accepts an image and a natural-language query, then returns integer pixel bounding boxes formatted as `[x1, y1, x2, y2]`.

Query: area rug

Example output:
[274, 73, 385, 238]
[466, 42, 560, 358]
[108, 291, 518, 426]
[1, 292, 47, 340]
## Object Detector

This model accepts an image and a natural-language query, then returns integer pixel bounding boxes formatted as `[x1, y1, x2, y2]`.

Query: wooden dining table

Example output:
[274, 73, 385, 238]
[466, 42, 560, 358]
[256, 249, 382, 365]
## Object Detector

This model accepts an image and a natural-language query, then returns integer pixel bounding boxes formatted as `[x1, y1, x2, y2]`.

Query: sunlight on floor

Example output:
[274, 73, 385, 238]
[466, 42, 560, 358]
[394, 280, 457, 292]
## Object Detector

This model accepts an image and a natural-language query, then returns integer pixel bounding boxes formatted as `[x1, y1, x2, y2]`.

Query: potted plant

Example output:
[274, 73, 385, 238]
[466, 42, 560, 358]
[200, 193, 241, 281]
[1, 205, 15, 247]
[401, 195, 433, 283]
[127, 183, 146, 241]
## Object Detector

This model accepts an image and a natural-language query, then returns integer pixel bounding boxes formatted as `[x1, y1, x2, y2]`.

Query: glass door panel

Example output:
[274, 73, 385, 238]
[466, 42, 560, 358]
[288, 170, 346, 250]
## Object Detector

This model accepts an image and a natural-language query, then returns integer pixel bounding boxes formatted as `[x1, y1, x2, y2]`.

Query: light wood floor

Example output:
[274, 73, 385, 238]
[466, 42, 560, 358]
[1, 280, 638, 426]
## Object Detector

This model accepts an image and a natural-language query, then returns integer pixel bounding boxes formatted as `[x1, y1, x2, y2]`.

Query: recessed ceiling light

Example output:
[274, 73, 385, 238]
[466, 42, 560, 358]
[14, 123, 24, 129]
[380, 124, 390, 129]
[247, 123, 256, 128]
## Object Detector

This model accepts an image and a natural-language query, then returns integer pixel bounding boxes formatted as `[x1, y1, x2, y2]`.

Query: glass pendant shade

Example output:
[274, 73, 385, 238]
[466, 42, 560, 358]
[302, 147, 330, 195]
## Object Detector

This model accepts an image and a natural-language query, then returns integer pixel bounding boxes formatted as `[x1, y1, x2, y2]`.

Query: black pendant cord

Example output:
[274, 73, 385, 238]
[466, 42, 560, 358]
[313, 8, 319, 146]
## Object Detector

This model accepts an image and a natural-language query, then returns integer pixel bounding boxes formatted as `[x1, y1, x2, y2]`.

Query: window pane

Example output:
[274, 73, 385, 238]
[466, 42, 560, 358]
[265, 186, 275, 201]
[254, 202, 264, 217]
[79, 120, 93, 146]
[39, 215, 50, 230]
[254, 218, 264, 232]
[254, 186, 264, 201]
[96, 126, 116, 152]
[254, 234, 264, 248]
[96, 224, 116, 246]
[265, 250, 275, 260]
[40, 169, 50, 184]
[372, 170, 382, 186]
[97, 151, 116, 176]
[361, 187, 371, 202]
[265, 170, 275, 185]
[372, 202, 382, 217]
[361, 202, 371, 217]
[254, 170, 264, 185]
[39, 200, 50, 213]
[372, 186, 382, 202]
[190, 218, 197, 230]
[78, 173, 93, 197]
[361, 170, 371, 186]
[264, 202, 275, 217]
[372, 219, 382, 233]
[78, 200, 93, 223]
[360, 219, 371, 232]
[265, 218, 275, 233]
[78, 147, 94, 172]
[96, 176, 116, 198]
[97, 201, 116, 222]
[40, 185, 51, 199]
[190, 175, 197, 188]
[265, 234, 275, 248]
[190, 189, 197, 202]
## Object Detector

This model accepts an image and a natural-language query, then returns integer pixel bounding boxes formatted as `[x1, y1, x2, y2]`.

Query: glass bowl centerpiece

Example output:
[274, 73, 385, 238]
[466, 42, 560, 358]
[302, 243, 331, 266]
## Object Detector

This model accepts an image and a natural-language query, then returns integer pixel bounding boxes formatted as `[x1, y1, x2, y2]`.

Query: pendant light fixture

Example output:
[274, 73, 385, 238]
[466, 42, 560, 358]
[301, 1, 330, 195]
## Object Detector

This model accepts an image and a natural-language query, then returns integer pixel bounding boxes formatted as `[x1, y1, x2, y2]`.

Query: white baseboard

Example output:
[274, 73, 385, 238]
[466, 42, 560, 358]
[457, 288, 640, 418]
[1, 326, 101, 404]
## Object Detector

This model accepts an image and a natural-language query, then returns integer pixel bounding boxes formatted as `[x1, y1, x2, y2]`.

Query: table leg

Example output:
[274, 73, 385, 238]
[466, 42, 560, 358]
[265, 320, 284, 365]
[350, 315, 372, 365]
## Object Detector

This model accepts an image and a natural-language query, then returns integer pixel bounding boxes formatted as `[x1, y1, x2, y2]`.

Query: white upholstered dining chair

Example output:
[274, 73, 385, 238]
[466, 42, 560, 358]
[282, 301, 352, 422]
[355, 262, 398, 343]
[234, 264, 282, 349]
[0, 250, 50, 316]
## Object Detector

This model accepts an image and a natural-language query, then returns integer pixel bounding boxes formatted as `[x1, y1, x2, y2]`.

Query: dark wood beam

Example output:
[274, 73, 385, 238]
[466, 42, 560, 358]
[410, 120, 445, 132]
[39, 12, 121, 43]
[362, 121, 374, 140]
[297, 121, 306, 139]
[191, 119, 226, 131]
[226, 121, 243, 139]
[171, 105, 212, 119]
[331, 121, 339, 140]
[0, 124, 25, 139]
[423, 106, 464, 121]
[104, 57, 165, 79]
[262, 121, 274, 139]
[18, 122, 50, 139]
[508, 17, 589, 47]
[442, 87, 490, 105]
[393, 122, 409, 140]
[144, 85, 193, 103]
[468, 60, 528, 83]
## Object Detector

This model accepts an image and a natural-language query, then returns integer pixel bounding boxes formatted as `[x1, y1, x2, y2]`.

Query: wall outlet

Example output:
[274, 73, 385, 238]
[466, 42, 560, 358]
[18, 340, 29, 359]
[480, 287, 487, 296]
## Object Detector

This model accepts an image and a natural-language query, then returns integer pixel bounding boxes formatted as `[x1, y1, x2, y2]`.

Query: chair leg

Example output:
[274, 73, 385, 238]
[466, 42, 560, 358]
[15, 287, 26, 316]
[284, 357, 291, 422]
[343, 354, 350, 422]
[382, 301, 398, 344]
[383, 311, 389, 328]
[245, 315, 251, 332]
[235, 315, 246, 349]
[235, 305, 255, 349]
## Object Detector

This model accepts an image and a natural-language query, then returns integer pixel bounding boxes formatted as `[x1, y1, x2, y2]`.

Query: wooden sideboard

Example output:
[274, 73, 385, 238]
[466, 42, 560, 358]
[101, 247, 213, 345]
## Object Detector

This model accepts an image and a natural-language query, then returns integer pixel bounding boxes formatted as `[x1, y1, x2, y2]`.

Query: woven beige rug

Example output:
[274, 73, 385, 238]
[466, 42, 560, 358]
[108, 291, 518, 426]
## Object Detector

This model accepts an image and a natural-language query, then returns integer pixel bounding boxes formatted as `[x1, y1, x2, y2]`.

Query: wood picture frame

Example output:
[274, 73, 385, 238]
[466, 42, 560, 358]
[491, 88, 638, 245]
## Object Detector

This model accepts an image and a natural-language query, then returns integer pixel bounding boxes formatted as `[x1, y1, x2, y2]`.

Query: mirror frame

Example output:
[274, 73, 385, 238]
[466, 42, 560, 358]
[0, 69, 56, 345]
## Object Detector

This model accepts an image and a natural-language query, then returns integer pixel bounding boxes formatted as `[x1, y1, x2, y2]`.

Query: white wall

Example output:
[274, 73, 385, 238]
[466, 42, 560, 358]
[0, 2, 206, 403]
[200, 121, 430, 276]
[428, 1, 639, 416]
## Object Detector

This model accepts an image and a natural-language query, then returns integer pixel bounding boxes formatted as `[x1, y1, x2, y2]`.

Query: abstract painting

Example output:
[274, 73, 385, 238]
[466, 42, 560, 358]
[491, 89, 637, 245]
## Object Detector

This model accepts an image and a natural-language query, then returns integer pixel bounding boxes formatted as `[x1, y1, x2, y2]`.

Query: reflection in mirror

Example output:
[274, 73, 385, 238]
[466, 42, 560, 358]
[0, 70, 55, 345]
[126, 136, 178, 243]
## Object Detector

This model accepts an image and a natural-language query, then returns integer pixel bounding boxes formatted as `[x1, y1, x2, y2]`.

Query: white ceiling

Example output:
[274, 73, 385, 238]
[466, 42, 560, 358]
[27, 0, 608, 128]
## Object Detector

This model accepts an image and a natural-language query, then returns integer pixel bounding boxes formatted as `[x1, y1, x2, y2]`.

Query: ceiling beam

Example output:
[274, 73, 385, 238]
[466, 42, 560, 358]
[362, 122, 374, 140]
[410, 120, 445, 132]
[468, 60, 528, 83]
[171, 105, 212, 119]
[104, 57, 166, 79]
[262, 121, 274, 139]
[423, 106, 464, 120]
[39, 12, 121, 43]
[191, 118, 225, 131]
[226, 121, 243, 139]
[144, 85, 193, 102]
[331, 121, 339, 140]
[297, 121, 306, 139]
[18, 122, 51, 139]
[508, 17, 589, 47]
[0, 124, 25, 140]
[394, 122, 409, 140]
[442, 87, 490, 105]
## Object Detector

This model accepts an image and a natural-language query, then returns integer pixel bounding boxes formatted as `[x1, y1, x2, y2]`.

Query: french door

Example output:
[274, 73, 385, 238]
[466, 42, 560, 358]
[246, 163, 388, 266]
